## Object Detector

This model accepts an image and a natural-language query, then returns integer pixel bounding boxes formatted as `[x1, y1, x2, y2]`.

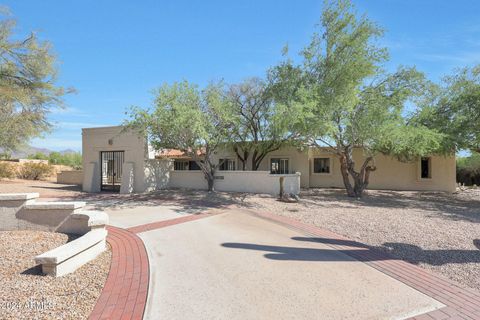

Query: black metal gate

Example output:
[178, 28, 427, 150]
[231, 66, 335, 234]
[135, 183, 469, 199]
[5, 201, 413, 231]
[100, 151, 124, 192]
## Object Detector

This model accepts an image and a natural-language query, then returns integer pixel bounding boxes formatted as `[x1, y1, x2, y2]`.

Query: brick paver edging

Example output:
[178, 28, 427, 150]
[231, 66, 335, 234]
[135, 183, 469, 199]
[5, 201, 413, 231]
[251, 210, 480, 320]
[126, 210, 223, 234]
[89, 226, 149, 320]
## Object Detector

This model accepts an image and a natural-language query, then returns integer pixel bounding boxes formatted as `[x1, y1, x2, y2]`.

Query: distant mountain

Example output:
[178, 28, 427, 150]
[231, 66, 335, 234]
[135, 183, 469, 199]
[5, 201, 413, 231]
[0, 146, 80, 159]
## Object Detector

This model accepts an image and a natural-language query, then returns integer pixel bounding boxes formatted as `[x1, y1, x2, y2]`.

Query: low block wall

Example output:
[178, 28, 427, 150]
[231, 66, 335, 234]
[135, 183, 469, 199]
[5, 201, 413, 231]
[168, 171, 301, 195]
[57, 170, 83, 185]
[144, 159, 173, 192]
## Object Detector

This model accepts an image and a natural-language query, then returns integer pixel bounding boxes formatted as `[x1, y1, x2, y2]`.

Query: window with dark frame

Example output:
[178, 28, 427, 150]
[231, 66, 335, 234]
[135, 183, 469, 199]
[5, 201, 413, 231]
[270, 158, 289, 174]
[174, 160, 188, 171]
[219, 159, 235, 171]
[188, 161, 201, 170]
[421, 157, 431, 179]
[313, 158, 330, 173]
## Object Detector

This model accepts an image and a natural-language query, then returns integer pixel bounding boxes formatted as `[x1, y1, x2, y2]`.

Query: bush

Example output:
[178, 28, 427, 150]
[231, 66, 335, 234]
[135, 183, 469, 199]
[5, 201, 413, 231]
[17, 163, 54, 180]
[457, 152, 480, 186]
[0, 162, 15, 179]
[28, 151, 82, 169]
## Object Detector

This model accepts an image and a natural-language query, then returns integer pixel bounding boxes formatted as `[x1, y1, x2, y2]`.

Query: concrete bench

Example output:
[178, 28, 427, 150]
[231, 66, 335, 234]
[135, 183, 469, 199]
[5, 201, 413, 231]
[57, 210, 109, 235]
[0, 193, 39, 202]
[0, 193, 40, 231]
[35, 228, 107, 277]
[35, 210, 109, 276]
[17, 201, 86, 232]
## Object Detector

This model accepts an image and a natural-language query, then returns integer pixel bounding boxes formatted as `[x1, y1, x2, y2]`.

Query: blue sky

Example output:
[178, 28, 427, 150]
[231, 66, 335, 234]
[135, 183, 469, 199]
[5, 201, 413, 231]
[4, 0, 480, 151]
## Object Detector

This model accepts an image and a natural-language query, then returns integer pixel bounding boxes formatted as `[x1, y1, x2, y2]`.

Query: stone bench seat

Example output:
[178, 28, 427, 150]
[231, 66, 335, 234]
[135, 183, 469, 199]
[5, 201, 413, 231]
[24, 201, 86, 210]
[17, 201, 87, 232]
[35, 228, 107, 277]
[0, 193, 39, 201]
[58, 210, 109, 235]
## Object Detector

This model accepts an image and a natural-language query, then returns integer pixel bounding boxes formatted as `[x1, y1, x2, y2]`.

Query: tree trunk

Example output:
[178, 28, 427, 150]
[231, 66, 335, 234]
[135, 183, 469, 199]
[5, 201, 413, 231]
[234, 146, 249, 171]
[251, 150, 258, 171]
[339, 154, 355, 197]
[207, 175, 215, 192]
[338, 152, 376, 198]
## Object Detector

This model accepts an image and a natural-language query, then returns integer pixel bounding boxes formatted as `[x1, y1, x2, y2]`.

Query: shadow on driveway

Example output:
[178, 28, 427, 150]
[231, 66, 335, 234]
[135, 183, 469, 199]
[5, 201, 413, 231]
[222, 236, 480, 265]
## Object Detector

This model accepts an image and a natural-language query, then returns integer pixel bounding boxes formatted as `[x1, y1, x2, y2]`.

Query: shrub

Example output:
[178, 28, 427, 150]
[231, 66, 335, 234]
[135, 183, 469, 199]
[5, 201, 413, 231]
[28, 151, 82, 169]
[457, 152, 480, 186]
[0, 162, 15, 179]
[17, 163, 54, 180]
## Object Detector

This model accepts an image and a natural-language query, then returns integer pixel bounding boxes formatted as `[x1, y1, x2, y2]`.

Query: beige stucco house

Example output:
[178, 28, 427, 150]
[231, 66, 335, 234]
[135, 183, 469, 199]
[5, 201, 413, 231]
[82, 126, 456, 194]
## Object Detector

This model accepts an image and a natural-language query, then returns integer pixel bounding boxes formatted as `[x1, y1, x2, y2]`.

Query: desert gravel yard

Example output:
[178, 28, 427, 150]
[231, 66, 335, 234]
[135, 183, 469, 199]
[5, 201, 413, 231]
[0, 230, 111, 320]
[240, 188, 480, 292]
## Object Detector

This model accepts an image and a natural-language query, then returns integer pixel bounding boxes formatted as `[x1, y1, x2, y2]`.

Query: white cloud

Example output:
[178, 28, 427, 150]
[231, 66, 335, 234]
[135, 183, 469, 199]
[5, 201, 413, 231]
[50, 106, 85, 115]
[54, 121, 115, 130]
[415, 52, 480, 65]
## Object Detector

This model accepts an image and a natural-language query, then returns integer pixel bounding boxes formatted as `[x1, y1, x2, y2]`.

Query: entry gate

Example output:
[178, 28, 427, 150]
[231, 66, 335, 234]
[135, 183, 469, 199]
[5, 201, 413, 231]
[100, 151, 124, 192]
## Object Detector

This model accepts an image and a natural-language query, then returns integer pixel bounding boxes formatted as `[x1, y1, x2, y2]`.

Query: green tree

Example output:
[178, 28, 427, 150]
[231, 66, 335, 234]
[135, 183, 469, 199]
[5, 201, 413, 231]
[27, 152, 48, 160]
[416, 65, 480, 153]
[269, 0, 444, 197]
[27, 151, 82, 168]
[225, 78, 300, 171]
[126, 81, 232, 191]
[0, 11, 72, 152]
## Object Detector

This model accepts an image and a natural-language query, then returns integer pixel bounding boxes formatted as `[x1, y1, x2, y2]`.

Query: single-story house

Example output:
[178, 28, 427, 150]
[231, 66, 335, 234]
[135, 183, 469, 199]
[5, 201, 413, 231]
[82, 126, 456, 194]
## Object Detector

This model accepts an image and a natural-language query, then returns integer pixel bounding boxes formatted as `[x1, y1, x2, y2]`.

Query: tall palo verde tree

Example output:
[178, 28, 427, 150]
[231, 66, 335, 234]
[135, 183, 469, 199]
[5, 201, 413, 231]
[0, 11, 72, 152]
[415, 65, 480, 153]
[269, 0, 444, 197]
[126, 81, 232, 191]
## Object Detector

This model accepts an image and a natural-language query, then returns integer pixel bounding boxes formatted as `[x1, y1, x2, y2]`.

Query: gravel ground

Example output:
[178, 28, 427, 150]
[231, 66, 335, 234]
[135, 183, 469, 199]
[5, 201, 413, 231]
[2, 180, 479, 292]
[238, 188, 480, 292]
[0, 179, 83, 198]
[0, 230, 111, 320]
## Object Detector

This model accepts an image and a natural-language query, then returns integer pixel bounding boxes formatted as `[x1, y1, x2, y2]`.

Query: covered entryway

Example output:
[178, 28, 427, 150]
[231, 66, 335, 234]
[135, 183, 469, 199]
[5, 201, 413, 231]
[100, 151, 124, 192]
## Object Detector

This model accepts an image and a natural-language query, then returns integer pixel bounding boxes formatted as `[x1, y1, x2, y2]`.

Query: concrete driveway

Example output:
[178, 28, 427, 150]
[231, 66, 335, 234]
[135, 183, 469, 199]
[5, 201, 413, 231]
[126, 208, 445, 320]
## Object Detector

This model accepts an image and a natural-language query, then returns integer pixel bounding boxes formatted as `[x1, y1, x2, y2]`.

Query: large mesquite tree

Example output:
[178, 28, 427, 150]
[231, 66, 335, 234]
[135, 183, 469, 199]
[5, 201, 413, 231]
[126, 81, 232, 191]
[225, 78, 300, 171]
[269, 0, 444, 197]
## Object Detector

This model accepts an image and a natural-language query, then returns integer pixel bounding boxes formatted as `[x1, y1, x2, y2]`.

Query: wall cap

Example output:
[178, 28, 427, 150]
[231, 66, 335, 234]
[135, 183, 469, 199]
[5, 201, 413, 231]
[25, 201, 86, 210]
[0, 193, 39, 201]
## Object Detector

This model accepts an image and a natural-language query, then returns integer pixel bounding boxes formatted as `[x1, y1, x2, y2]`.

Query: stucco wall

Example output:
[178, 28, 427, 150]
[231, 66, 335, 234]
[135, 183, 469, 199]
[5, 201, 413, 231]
[211, 146, 310, 188]
[81, 126, 456, 194]
[144, 159, 173, 192]
[57, 170, 83, 185]
[82, 126, 148, 193]
[168, 170, 301, 195]
[308, 148, 456, 192]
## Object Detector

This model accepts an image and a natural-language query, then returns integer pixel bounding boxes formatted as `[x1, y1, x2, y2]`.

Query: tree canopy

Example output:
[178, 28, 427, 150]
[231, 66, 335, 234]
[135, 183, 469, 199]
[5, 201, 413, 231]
[224, 77, 300, 171]
[126, 81, 232, 191]
[415, 65, 480, 153]
[0, 11, 71, 152]
[269, 0, 445, 197]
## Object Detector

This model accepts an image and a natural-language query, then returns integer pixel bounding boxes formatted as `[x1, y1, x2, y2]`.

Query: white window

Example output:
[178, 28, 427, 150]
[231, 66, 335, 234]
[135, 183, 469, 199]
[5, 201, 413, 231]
[313, 158, 330, 174]
[270, 158, 289, 174]
[219, 159, 235, 171]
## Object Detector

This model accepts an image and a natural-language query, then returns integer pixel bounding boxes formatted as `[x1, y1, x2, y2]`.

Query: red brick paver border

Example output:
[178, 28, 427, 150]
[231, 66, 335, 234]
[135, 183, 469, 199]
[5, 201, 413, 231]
[251, 210, 480, 320]
[127, 210, 223, 234]
[89, 226, 149, 320]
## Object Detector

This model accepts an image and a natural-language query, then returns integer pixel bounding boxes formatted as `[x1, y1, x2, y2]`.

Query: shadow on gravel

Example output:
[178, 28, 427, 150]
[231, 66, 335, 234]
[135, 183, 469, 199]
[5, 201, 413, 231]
[66, 189, 255, 212]
[223, 236, 480, 266]
[298, 189, 480, 224]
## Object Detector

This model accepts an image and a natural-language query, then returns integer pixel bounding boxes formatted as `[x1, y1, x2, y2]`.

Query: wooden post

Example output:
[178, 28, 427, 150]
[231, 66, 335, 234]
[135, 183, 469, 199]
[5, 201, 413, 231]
[279, 176, 285, 199]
